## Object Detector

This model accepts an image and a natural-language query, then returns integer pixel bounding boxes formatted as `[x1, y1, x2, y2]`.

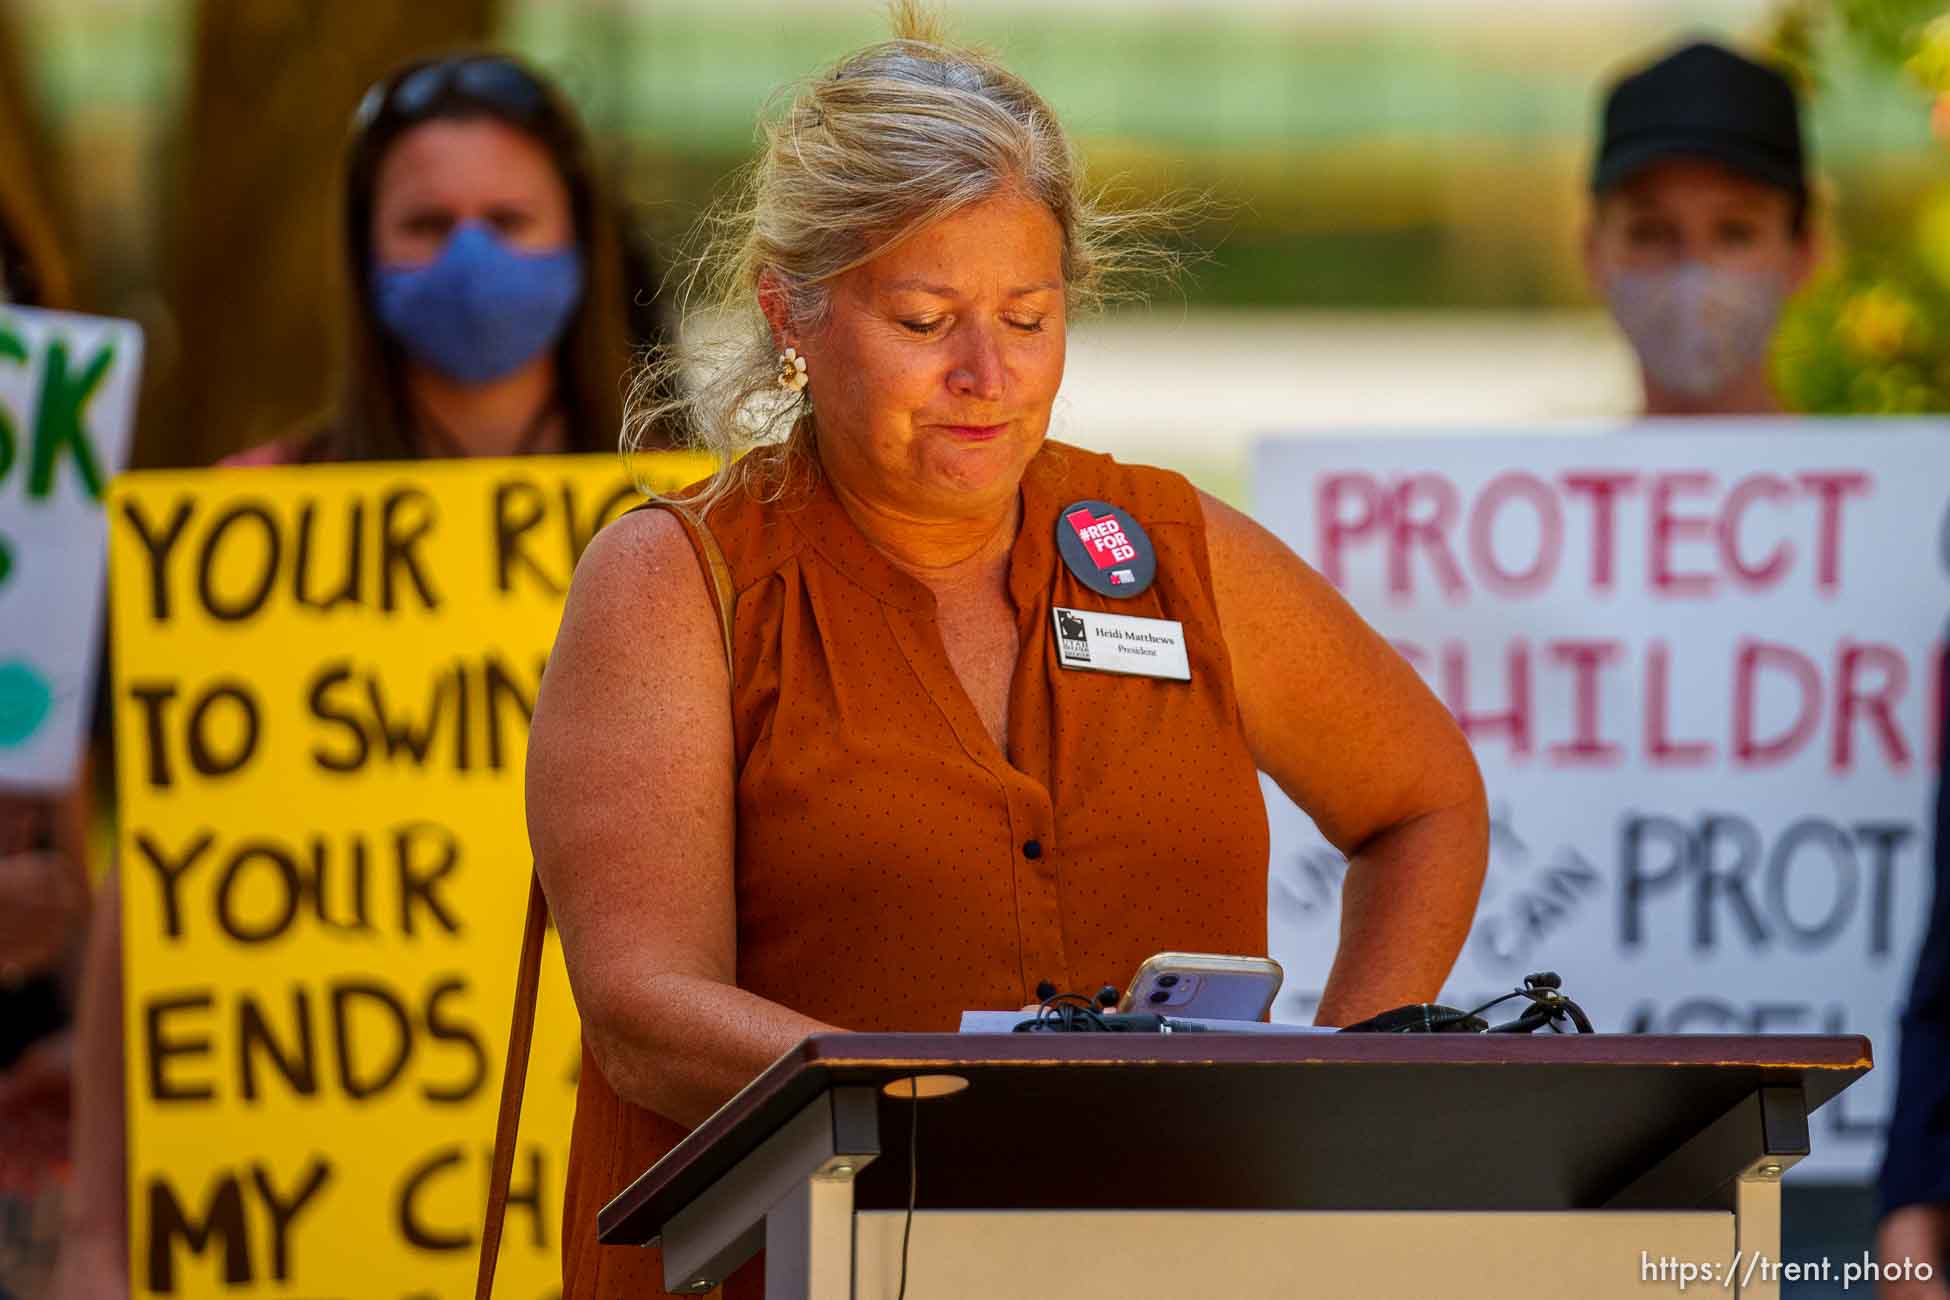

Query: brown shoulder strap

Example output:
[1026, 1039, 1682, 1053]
[474, 871, 549, 1300]
[662, 502, 738, 673]
[475, 502, 736, 1300]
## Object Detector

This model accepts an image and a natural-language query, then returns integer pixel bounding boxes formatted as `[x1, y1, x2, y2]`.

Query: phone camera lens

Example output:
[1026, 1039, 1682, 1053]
[1156, 975, 1179, 988]
[1148, 990, 1170, 1005]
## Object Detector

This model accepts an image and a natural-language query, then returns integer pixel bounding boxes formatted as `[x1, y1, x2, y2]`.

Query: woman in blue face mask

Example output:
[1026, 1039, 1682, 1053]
[228, 52, 668, 466]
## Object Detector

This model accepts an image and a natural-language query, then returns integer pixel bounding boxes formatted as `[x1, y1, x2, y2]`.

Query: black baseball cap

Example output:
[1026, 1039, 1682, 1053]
[1593, 41, 1807, 200]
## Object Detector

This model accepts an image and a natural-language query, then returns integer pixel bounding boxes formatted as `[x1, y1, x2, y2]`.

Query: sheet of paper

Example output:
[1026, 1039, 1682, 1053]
[957, 1011, 1336, 1034]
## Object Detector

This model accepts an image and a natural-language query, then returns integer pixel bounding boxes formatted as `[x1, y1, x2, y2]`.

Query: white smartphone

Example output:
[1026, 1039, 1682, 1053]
[1116, 952, 1284, 1021]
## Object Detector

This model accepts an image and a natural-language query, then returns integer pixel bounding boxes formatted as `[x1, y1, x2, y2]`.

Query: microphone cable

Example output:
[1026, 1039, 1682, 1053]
[895, 1074, 918, 1300]
[1339, 972, 1594, 1034]
[1472, 972, 1594, 1034]
[1010, 981, 1133, 1033]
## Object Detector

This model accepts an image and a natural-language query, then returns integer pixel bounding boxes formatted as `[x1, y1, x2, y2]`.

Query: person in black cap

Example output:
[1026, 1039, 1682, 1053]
[1586, 40, 1817, 416]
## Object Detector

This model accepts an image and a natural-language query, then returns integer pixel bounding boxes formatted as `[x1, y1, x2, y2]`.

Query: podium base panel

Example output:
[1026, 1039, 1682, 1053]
[854, 1210, 1737, 1299]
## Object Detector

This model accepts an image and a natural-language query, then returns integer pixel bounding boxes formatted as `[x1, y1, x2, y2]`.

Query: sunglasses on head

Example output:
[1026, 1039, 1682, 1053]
[353, 55, 549, 136]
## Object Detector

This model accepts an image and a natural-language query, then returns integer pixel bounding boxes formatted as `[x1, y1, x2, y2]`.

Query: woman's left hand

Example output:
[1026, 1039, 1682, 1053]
[1201, 491, 1490, 1027]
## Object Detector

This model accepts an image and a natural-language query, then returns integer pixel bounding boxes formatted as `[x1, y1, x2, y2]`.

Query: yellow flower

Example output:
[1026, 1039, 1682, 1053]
[777, 347, 808, 393]
[1837, 285, 1920, 360]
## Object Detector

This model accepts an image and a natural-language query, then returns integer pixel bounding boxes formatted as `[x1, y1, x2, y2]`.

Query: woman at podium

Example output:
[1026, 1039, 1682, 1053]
[526, 8, 1490, 1296]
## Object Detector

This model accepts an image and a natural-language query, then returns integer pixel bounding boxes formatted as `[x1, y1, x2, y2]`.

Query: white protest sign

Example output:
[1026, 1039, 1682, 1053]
[1253, 423, 1948, 1179]
[0, 306, 143, 791]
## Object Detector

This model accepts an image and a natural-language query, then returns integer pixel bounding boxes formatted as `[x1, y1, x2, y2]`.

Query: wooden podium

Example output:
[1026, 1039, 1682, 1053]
[598, 1033, 1870, 1299]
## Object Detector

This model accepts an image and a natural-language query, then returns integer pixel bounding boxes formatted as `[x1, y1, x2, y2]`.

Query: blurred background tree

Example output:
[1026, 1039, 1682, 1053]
[0, 2, 74, 311]
[1768, 0, 1950, 412]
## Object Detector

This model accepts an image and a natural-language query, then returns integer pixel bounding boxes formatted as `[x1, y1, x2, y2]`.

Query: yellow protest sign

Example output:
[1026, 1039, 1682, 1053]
[108, 452, 714, 1299]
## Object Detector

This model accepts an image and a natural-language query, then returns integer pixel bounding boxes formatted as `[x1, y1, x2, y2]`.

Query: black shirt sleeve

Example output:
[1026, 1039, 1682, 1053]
[1879, 621, 1950, 1216]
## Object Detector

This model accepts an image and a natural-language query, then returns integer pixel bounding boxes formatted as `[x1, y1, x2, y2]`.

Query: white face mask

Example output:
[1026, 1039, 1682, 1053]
[1604, 263, 1787, 401]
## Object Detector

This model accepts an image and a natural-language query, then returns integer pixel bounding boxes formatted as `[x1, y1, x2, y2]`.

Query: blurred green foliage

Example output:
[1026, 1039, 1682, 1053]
[1842, 0, 1947, 65]
[498, 3, 1940, 312]
[19, 1, 1950, 321]
[1770, 0, 1950, 412]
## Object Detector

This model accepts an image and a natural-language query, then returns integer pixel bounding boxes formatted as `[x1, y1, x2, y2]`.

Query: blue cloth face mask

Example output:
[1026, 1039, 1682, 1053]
[372, 222, 583, 385]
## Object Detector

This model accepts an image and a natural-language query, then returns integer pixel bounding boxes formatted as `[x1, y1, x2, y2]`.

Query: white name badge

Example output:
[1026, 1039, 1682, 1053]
[1051, 607, 1191, 680]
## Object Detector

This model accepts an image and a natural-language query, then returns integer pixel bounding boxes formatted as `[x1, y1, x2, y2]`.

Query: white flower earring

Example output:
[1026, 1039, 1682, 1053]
[777, 347, 809, 393]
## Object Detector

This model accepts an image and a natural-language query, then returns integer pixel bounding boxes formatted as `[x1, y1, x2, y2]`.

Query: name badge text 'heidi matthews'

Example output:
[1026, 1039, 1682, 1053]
[1051, 607, 1190, 680]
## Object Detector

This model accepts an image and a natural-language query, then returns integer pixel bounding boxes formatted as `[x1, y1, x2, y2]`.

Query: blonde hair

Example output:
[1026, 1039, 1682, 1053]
[626, 1, 1182, 508]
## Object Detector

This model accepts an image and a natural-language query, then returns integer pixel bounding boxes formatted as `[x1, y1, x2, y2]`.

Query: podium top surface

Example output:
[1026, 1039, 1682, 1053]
[598, 1032, 1871, 1245]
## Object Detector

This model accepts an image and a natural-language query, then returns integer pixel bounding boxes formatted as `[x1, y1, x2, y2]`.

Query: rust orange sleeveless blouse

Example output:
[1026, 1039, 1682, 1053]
[561, 440, 1270, 1298]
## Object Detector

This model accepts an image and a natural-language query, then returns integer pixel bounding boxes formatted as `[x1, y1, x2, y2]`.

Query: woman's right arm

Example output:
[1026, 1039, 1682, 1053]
[526, 508, 834, 1129]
